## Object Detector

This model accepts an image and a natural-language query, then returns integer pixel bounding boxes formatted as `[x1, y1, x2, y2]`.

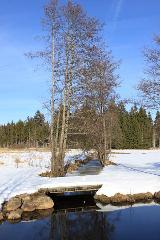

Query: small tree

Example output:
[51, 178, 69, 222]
[138, 36, 160, 109]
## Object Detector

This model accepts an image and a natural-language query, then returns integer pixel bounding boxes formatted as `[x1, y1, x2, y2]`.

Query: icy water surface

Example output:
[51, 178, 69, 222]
[0, 204, 160, 240]
[75, 159, 103, 175]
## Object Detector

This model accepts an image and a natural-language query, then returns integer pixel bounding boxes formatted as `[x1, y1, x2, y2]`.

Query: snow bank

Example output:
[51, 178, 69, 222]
[96, 202, 158, 212]
[96, 165, 160, 196]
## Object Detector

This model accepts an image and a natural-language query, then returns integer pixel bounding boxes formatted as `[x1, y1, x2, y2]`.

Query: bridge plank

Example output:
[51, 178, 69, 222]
[38, 184, 102, 194]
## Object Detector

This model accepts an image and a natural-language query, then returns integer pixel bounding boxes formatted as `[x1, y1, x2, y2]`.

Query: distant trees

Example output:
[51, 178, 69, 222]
[112, 104, 153, 149]
[138, 36, 160, 109]
[0, 111, 49, 148]
[0, 105, 156, 149]
[67, 104, 154, 150]
[107, 104, 153, 149]
[124, 105, 153, 149]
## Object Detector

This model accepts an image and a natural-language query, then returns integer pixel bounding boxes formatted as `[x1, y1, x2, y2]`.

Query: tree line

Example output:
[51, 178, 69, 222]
[0, 111, 49, 148]
[1, 105, 160, 149]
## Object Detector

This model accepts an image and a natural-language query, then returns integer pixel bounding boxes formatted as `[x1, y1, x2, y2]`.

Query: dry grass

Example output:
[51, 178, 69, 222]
[14, 157, 24, 168]
[0, 148, 50, 153]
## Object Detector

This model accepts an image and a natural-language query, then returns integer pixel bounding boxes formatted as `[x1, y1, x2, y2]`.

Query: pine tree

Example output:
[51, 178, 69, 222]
[137, 107, 153, 149]
[155, 111, 160, 147]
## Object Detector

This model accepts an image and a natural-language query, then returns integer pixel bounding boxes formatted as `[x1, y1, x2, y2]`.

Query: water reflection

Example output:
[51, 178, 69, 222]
[50, 210, 114, 240]
[0, 205, 160, 240]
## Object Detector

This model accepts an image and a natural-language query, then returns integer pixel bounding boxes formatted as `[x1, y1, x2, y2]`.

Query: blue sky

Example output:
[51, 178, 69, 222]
[0, 0, 160, 124]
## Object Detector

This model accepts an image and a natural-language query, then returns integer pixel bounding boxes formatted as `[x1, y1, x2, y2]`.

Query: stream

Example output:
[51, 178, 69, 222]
[76, 159, 103, 175]
[0, 204, 160, 240]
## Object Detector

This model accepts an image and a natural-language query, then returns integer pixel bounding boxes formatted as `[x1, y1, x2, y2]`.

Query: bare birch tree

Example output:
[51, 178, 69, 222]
[28, 0, 104, 176]
[77, 47, 119, 165]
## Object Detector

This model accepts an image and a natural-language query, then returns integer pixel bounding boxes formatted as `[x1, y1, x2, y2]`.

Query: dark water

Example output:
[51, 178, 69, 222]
[0, 204, 160, 240]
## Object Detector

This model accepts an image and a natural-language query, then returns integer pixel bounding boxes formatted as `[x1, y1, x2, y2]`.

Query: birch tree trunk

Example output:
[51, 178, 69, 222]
[61, 41, 74, 169]
[103, 114, 107, 165]
[58, 42, 69, 175]
[55, 102, 62, 153]
[58, 89, 67, 176]
[50, 26, 56, 175]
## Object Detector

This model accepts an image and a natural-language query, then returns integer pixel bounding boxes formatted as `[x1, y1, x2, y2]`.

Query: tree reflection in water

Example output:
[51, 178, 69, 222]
[50, 209, 114, 240]
[0, 205, 160, 240]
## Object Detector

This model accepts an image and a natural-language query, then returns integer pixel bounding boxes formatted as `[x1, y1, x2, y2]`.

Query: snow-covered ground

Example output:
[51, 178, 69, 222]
[97, 149, 160, 197]
[110, 149, 160, 176]
[0, 149, 159, 208]
[0, 149, 87, 170]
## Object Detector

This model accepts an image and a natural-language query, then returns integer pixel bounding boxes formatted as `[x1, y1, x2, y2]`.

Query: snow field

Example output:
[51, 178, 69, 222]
[0, 149, 159, 208]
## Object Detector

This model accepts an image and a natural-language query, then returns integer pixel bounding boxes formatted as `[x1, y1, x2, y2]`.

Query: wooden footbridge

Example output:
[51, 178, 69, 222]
[39, 184, 102, 195]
